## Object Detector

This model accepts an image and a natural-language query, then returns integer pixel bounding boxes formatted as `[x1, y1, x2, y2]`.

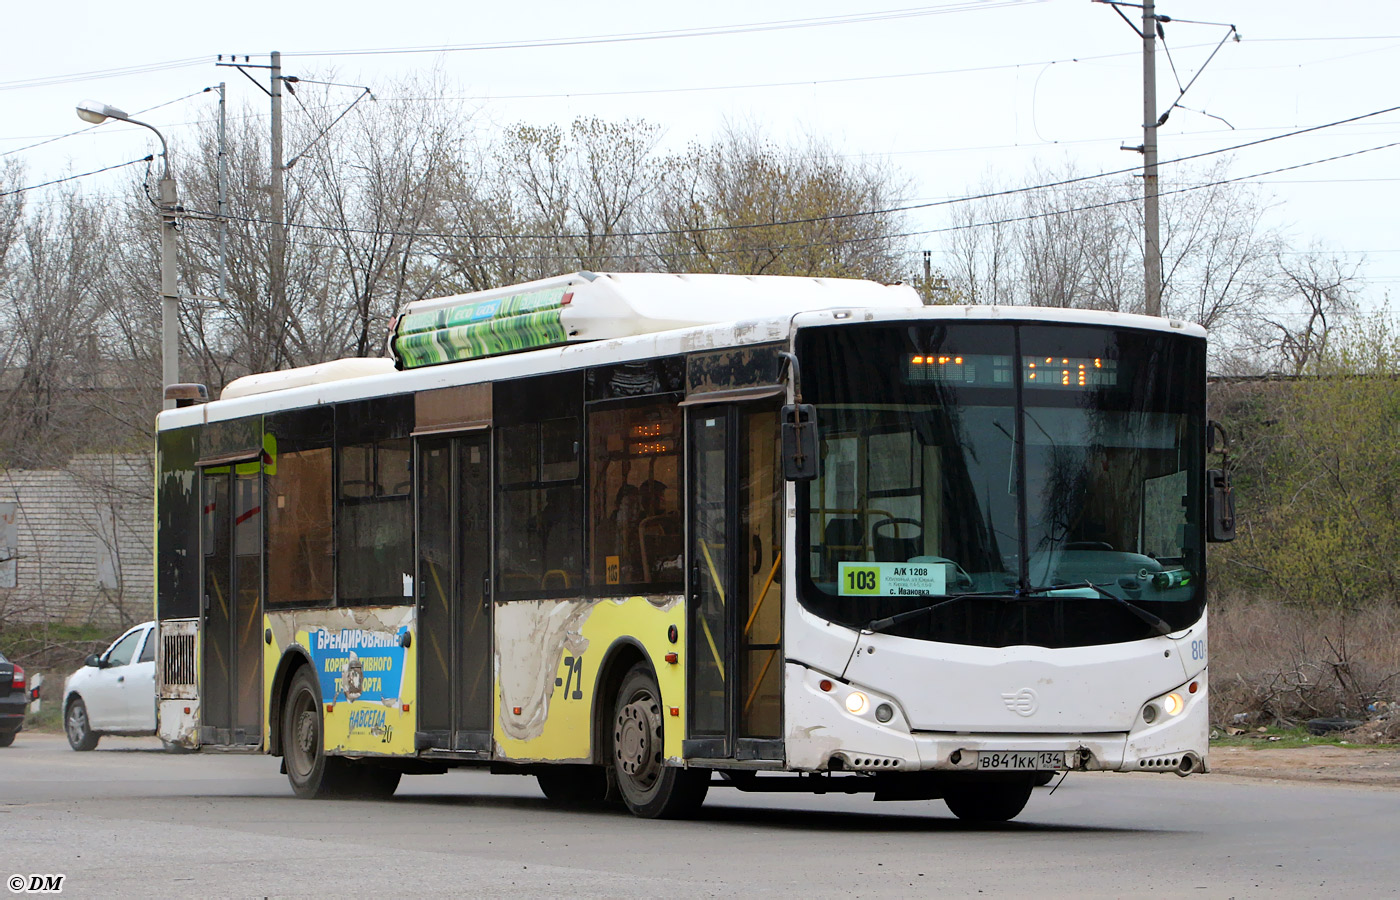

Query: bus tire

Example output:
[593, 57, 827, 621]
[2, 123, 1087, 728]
[612, 664, 709, 819]
[537, 765, 609, 806]
[943, 778, 1034, 823]
[283, 666, 351, 798]
[349, 764, 402, 799]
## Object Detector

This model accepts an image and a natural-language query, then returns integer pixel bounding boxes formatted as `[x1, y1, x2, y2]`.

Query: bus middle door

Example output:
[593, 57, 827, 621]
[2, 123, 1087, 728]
[416, 431, 493, 755]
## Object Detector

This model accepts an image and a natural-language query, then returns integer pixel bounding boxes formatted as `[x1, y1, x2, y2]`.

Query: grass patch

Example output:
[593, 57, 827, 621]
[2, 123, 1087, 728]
[1, 622, 114, 647]
[1210, 725, 1388, 751]
[24, 703, 64, 734]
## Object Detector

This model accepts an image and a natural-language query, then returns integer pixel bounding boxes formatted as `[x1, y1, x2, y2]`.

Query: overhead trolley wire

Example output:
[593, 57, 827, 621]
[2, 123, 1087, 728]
[276, 2, 1043, 59]
[0, 57, 208, 92]
[2, 89, 212, 158]
[0, 156, 153, 199]
[178, 139, 1400, 264]
[175, 104, 1400, 244]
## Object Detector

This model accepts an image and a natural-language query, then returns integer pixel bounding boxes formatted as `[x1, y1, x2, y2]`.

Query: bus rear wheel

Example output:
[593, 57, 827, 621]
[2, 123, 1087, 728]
[612, 664, 709, 819]
[537, 765, 610, 806]
[283, 666, 352, 798]
[943, 778, 1034, 823]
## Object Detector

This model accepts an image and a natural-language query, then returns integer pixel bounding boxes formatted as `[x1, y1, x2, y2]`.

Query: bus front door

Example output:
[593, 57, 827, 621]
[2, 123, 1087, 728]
[416, 431, 493, 754]
[685, 403, 784, 762]
[199, 466, 263, 747]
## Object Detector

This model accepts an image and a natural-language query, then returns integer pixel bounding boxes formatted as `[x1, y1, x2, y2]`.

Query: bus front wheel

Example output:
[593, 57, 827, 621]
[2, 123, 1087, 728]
[612, 664, 709, 819]
[943, 778, 1034, 823]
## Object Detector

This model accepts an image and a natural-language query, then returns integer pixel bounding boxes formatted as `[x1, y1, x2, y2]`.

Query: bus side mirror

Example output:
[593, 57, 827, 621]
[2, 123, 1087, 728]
[1207, 468, 1235, 543]
[1205, 419, 1235, 542]
[781, 404, 819, 481]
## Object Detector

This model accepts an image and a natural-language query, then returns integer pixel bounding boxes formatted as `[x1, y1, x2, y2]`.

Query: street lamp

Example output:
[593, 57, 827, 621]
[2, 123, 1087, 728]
[76, 99, 180, 407]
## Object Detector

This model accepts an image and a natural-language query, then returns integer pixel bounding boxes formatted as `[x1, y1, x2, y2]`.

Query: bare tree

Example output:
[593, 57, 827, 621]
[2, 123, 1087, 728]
[944, 176, 1016, 306]
[1256, 250, 1363, 376]
[650, 124, 911, 280]
[301, 76, 466, 355]
[939, 159, 1295, 368]
[1158, 159, 1281, 334]
[0, 188, 112, 466]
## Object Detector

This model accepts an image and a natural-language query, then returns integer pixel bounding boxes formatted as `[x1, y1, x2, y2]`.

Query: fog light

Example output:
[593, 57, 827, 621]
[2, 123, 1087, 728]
[1142, 703, 1159, 724]
[1164, 693, 1185, 716]
[845, 691, 869, 715]
[875, 703, 894, 723]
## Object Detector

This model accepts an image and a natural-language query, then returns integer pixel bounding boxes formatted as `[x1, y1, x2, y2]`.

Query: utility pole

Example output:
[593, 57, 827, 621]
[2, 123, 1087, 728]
[158, 171, 179, 400]
[216, 82, 229, 302]
[1141, 0, 1162, 317]
[1102, 0, 1237, 317]
[270, 51, 288, 360]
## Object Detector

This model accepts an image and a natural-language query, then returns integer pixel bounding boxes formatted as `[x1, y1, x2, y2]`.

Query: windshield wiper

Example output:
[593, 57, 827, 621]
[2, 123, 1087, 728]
[864, 591, 1016, 634]
[1027, 581, 1174, 637]
[863, 583, 1175, 637]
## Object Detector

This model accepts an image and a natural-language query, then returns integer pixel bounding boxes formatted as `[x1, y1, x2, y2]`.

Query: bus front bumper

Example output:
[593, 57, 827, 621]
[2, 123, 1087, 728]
[785, 663, 1209, 776]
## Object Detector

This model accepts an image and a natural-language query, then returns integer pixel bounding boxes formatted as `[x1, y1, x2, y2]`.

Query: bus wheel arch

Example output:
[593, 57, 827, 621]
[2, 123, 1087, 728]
[589, 639, 649, 766]
[268, 646, 315, 758]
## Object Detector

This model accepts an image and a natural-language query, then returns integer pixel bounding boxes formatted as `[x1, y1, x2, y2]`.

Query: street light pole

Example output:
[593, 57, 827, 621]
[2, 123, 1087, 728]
[76, 100, 180, 408]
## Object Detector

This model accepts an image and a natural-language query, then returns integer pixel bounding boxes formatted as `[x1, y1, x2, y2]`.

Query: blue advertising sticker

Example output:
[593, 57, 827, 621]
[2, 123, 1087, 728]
[306, 627, 407, 705]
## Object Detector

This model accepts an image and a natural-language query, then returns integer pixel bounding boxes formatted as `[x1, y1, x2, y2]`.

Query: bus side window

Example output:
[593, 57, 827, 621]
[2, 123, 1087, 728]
[495, 373, 586, 597]
[587, 400, 683, 592]
[335, 396, 414, 606]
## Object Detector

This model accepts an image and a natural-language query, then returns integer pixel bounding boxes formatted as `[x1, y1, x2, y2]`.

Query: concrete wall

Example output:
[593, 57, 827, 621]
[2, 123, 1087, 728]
[0, 454, 154, 627]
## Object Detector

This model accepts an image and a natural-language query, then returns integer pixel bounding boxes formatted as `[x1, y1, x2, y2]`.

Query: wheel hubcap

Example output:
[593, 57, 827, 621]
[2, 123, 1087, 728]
[290, 694, 317, 776]
[67, 707, 86, 742]
[615, 690, 662, 791]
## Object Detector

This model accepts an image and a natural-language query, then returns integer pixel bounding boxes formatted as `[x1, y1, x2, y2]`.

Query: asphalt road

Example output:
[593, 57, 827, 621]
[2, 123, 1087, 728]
[2, 733, 1397, 899]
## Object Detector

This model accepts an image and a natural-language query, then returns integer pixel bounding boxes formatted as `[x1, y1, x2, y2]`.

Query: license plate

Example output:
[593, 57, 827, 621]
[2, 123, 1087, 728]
[976, 751, 1065, 771]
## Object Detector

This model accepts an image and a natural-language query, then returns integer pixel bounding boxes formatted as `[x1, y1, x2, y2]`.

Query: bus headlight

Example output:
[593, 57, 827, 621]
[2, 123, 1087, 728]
[1142, 683, 1196, 725]
[845, 691, 869, 715]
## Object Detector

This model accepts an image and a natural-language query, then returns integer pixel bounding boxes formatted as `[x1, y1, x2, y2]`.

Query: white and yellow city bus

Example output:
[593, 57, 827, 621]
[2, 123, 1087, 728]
[153, 271, 1233, 821]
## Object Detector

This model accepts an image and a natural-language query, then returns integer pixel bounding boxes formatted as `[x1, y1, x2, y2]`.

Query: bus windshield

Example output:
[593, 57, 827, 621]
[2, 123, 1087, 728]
[796, 321, 1206, 649]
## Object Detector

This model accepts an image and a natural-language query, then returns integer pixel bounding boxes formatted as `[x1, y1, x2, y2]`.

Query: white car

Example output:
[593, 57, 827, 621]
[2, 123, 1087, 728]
[63, 621, 157, 750]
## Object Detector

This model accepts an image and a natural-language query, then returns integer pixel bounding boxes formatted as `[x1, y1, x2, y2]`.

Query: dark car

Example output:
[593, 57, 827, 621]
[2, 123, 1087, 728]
[0, 649, 32, 747]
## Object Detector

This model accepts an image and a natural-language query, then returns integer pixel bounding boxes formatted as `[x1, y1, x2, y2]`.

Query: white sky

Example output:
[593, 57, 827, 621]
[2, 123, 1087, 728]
[4, 0, 1399, 301]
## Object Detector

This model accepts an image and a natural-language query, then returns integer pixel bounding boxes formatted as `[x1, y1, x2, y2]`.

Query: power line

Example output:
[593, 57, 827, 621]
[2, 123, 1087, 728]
[175, 104, 1400, 243]
[2, 24, 1393, 97]
[276, 2, 1043, 60]
[1, 89, 212, 158]
[429, 44, 1174, 102]
[902, 140, 1400, 242]
[0, 156, 152, 198]
[176, 139, 1400, 265]
[0, 57, 208, 92]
